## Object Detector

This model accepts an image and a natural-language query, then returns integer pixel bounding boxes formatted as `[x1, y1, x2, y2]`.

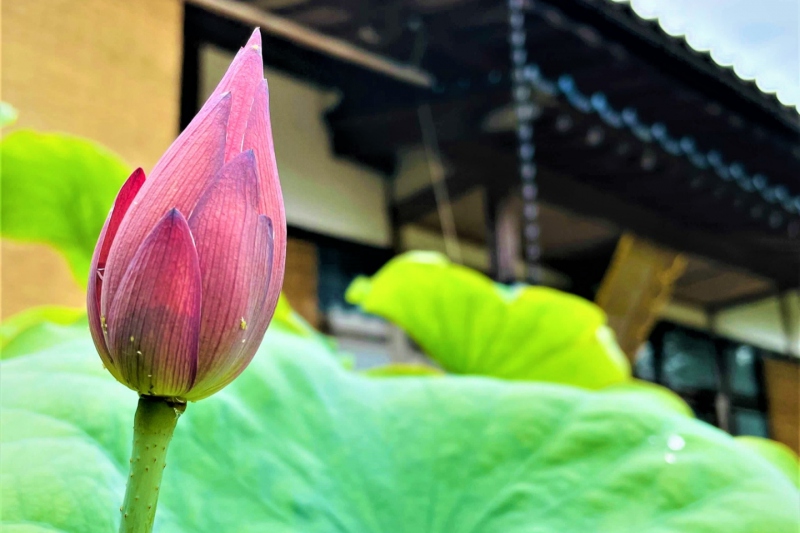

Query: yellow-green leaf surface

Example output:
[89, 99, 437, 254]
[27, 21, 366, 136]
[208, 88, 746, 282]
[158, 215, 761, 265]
[363, 363, 444, 377]
[347, 251, 629, 389]
[0, 131, 130, 284]
[1, 319, 798, 532]
[272, 294, 317, 337]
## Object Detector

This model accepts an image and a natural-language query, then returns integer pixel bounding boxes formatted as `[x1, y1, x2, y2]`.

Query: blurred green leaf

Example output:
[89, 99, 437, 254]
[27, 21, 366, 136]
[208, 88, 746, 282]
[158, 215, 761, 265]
[272, 293, 316, 337]
[602, 379, 695, 418]
[363, 363, 444, 377]
[0, 102, 19, 128]
[346, 251, 630, 389]
[0, 130, 130, 284]
[1, 319, 798, 532]
[0, 305, 87, 360]
[736, 436, 800, 488]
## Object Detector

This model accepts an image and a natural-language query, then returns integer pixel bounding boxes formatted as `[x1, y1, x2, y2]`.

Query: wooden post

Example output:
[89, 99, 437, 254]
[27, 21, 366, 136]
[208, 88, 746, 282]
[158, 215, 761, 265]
[763, 357, 800, 453]
[595, 233, 687, 361]
[485, 188, 521, 283]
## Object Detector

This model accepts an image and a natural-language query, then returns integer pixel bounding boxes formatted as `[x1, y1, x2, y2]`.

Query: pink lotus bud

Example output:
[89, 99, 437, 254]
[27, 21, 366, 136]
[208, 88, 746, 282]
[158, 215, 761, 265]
[87, 29, 286, 402]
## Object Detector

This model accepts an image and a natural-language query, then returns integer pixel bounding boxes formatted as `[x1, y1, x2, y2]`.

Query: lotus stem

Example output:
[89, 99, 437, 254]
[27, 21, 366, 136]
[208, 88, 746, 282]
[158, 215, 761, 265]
[119, 396, 185, 533]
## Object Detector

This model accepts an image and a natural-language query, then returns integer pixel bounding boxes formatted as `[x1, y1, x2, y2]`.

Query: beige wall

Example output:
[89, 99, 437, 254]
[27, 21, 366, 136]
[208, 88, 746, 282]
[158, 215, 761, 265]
[661, 292, 800, 356]
[1, 0, 183, 318]
[1, 0, 182, 167]
[716, 292, 800, 356]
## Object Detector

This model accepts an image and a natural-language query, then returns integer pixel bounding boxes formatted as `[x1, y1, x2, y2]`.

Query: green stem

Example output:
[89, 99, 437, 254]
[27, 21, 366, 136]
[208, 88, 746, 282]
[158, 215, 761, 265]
[119, 396, 186, 533]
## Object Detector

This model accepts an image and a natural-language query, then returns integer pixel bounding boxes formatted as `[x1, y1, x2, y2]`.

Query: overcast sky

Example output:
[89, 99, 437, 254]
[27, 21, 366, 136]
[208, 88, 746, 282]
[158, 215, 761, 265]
[614, 0, 799, 111]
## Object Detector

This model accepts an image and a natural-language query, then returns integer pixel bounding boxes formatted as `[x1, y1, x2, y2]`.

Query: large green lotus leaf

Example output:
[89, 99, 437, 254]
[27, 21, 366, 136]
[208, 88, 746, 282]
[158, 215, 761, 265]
[346, 251, 629, 389]
[0, 130, 130, 283]
[0, 306, 87, 360]
[2, 322, 798, 532]
[736, 436, 800, 488]
[601, 380, 695, 418]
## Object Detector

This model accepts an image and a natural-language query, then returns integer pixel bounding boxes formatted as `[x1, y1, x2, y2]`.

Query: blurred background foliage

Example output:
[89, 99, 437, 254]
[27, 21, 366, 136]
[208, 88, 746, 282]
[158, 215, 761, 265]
[0, 129, 129, 284]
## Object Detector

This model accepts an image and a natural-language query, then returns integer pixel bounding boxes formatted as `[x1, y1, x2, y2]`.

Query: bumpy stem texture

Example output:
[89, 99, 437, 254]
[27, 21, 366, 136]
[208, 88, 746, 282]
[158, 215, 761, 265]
[119, 396, 185, 533]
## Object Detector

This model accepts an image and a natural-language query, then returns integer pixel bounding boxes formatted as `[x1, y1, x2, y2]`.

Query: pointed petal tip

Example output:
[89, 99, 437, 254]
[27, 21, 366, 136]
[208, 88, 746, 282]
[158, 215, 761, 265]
[222, 149, 258, 178]
[247, 28, 262, 51]
[97, 166, 147, 271]
[130, 167, 146, 181]
[163, 208, 193, 236]
[166, 207, 187, 219]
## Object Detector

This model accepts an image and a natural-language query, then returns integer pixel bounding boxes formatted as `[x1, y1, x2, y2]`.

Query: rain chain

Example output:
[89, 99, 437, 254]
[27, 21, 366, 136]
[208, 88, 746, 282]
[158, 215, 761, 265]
[509, 0, 541, 284]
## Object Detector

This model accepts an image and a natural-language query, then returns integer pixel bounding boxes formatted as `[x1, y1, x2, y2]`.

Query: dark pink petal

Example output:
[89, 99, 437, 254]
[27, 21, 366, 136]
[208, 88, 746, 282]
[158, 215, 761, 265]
[97, 168, 146, 274]
[243, 79, 287, 325]
[186, 214, 274, 401]
[106, 209, 201, 398]
[186, 151, 264, 396]
[102, 93, 231, 315]
[87, 213, 121, 380]
[87, 168, 146, 379]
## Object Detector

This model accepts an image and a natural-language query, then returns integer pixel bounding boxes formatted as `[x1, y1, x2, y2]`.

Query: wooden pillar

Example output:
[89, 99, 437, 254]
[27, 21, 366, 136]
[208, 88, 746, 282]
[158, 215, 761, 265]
[595, 233, 687, 360]
[709, 312, 733, 433]
[485, 188, 521, 284]
[282, 238, 320, 328]
[763, 357, 800, 453]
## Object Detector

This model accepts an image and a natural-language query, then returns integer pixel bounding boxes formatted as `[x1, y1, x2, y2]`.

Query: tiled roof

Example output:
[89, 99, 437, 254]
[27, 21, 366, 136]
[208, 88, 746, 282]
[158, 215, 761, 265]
[607, 0, 799, 114]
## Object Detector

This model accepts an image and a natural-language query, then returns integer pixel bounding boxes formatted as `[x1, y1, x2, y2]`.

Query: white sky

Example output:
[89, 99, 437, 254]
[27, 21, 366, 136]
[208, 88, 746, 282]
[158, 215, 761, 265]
[611, 0, 799, 111]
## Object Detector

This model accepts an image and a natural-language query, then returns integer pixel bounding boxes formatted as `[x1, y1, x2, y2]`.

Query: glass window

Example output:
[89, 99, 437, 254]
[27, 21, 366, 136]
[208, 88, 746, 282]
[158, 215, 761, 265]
[733, 408, 769, 437]
[634, 341, 656, 382]
[662, 329, 720, 391]
[315, 238, 392, 312]
[727, 345, 759, 398]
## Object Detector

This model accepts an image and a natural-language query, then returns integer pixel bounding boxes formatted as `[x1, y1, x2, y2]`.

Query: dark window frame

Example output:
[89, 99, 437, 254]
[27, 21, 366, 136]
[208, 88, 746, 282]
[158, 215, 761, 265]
[639, 321, 774, 437]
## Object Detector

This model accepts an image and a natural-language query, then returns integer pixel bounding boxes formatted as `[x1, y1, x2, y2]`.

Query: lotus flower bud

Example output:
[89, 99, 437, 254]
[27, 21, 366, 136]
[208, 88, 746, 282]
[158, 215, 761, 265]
[87, 29, 286, 401]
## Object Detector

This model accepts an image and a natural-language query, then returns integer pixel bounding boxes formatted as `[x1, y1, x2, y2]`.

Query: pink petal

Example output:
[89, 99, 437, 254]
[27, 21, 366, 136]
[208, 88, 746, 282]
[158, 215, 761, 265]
[245, 28, 262, 49]
[222, 49, 264, 162]
[87, 168, 145, 378]
[243, 79, 286, 325]
[186, 151, 264, 396]
[208, 29, 262, 101]
[106, 209, 202, 398]
[97, 168, 146, 273]
[238, 214, 275, 362]
[187, 214, 274, 401]
[102, 93, 231, 314]
[203, 29, 264, 162]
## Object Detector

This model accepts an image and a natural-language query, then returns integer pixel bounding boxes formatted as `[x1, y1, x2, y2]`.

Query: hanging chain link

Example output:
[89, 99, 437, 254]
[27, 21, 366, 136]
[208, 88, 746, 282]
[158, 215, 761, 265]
[509, 0, 541, 284]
